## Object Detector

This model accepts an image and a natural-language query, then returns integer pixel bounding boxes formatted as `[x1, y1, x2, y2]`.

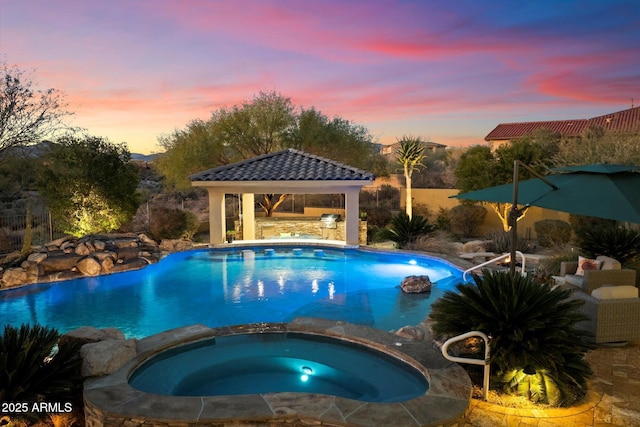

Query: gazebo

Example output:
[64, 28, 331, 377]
[190, 149, 375, 246]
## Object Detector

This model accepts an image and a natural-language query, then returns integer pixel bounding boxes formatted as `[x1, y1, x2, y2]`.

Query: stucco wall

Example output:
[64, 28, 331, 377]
[400, 188, 571, 239]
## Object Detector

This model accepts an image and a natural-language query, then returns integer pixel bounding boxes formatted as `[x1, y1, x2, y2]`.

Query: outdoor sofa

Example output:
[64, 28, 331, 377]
[560, 256, 640, 344]
[560, 256, 636, 294]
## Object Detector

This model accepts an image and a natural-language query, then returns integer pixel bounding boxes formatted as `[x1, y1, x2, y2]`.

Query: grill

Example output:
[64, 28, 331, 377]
[319, 213, 341, 229]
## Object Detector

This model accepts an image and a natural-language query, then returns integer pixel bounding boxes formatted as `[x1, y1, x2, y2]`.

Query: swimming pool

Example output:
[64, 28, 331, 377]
[0, 245, 465, 338]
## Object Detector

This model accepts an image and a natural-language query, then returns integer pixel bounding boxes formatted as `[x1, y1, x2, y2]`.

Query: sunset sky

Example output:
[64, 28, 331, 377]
[2, 0, 639, 154]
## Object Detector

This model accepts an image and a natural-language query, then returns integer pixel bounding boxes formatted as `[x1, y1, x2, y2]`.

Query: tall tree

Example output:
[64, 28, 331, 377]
[395, 136, 426, 219]
[0, 62, 74, 161]
[156, 91, 381, 216]
[215, 91, 297, 159]
[455, 140, 553, 231]
[155, 119, 228, 190]
[552, 127, 640, 166]
[38, 135, 140, 237]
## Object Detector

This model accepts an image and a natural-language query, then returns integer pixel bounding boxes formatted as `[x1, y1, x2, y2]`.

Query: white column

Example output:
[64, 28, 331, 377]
[242, 193, 255, 240]
[208, 190, 226, 245]
[344, 189, 360, 245]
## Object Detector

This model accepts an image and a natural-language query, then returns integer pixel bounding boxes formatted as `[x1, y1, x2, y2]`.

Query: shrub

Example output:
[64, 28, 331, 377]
[575, 225, 640, 265]
[404, 230, 461, 256]
[362, 206, 393, 229]
[534, 219, 572, 247]
[449, 204, 486, 237]
[149, 207, 200, 240]
[0, 324, 83, 402]
[435, 207, 452, 231]
[569, 214, 616, 235]
[430, 270, 593, 406]
[485, 230, 532, 253]
[380, 212, 434, 248]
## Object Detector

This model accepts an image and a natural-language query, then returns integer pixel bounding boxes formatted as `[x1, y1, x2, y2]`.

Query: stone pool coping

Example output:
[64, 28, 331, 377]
[84, 318, 472, 427]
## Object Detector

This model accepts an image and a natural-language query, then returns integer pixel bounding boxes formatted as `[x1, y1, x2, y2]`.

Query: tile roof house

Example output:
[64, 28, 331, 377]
[485, 106, 640, 149]
[191, 149, 375, 245]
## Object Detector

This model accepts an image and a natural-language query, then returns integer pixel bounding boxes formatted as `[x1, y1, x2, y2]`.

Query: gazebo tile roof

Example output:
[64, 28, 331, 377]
[190, 149, 374, 182]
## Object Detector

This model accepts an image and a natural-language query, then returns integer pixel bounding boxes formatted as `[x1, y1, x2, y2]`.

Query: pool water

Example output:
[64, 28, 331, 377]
[0, 246, 464, 338]
[129, 332, 430, 402]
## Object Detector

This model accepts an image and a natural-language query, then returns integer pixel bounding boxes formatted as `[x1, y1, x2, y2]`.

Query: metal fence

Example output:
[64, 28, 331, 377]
[0, 211, 66, 255]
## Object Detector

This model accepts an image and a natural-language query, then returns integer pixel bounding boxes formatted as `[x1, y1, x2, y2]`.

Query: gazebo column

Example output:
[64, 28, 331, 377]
[344, 189, 360, 246]
[208, 190, 226, 245]
[242, 193, 256, 240]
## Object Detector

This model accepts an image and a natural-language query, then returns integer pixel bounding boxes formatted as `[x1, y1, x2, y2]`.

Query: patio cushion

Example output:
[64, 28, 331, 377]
[591, 285, 639, 300]
[596, 255, 622, 270]
[576, 256, 601, 276]
[565, 274, 585, 289]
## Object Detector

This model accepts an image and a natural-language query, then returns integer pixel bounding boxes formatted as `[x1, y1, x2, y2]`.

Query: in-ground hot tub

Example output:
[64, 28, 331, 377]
[129, 331, 429, 403]
[84, 320, 472, 427]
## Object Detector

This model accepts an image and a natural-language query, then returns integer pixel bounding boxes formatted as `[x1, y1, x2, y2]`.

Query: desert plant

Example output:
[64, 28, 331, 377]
[0, 324, 83, 402]
[574, 225, 640, 265]
[434, 207, 452, 232]
[536, 246, 579, 278]
[449, 204, 486, 237]
[404, 230, 461, 256]
[485, 230, 532, 253]
[569, 214, 616, 235]
[429, 270, 593, 406]
[534, 219, 572, 247]
[381, 212, 434, 248]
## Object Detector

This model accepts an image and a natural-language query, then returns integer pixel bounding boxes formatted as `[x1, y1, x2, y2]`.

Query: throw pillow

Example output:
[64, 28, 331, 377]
[591, 285, 639, 299]
[595, 255, 622, 270]
[576, 256, 602, 276]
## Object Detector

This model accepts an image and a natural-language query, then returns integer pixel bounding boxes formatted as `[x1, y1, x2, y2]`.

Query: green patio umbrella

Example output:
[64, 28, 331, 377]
[453, 163, 640, 224]
[452, 163, 640, 273]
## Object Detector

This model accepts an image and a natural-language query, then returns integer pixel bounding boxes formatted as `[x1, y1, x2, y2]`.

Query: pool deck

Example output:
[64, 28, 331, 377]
[464, 340, 640, 427]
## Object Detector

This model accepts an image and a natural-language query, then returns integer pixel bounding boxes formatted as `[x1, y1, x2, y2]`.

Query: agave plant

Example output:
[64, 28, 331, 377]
[381, 212, 434, 248]
[0, 324, 83, 402]
[575, 225, 640, 265]
[429, 270, 594, 406]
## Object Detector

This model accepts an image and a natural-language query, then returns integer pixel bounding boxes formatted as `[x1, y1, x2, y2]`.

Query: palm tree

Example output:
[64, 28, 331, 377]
[395, 136, 426, 219]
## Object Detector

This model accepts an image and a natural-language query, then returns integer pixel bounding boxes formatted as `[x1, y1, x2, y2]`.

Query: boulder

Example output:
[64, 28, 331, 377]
[111, 258, 149, 273]
[1, 268, 28, 288]
[20, 261, 39, 283]
[0, 251, 22, 266]
[100, 256, 114, 273]
[75, 242, 92, 256]
[115, 247, 141, 261]
[80, 339, 137, 378]
[400, 275, 432, 294]
[77, 256, 101, 276]
[111, 238, 139, 248]
[27, 252, 48, 264]
[93, 240, 106, 251]
[61, 326, 126, 347]
[160, 239, 194, 252]
[138, 233, 157, 246]
[41, 254, 83, 272]
[462, 240, 491, 253]
[92, 250, 117, 262]
[395, 325, 426, 341]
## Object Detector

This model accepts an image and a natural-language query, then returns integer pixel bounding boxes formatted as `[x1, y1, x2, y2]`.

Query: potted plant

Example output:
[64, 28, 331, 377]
[226, 230, 235, 243]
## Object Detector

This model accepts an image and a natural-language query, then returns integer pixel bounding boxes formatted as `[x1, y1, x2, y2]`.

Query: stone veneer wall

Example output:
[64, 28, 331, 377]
[236, 217, 367, 245]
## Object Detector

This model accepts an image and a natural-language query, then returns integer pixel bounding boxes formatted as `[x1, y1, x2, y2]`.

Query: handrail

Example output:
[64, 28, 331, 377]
[462, 251, 526, 281]
[441, 331, 491, 401]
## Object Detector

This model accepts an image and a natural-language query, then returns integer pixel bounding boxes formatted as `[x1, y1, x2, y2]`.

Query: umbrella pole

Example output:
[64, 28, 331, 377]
[509, 161, 519, 275]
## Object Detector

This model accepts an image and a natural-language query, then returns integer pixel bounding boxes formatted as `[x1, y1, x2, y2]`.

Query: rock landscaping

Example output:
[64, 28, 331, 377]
[0, 233, 194, 289]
